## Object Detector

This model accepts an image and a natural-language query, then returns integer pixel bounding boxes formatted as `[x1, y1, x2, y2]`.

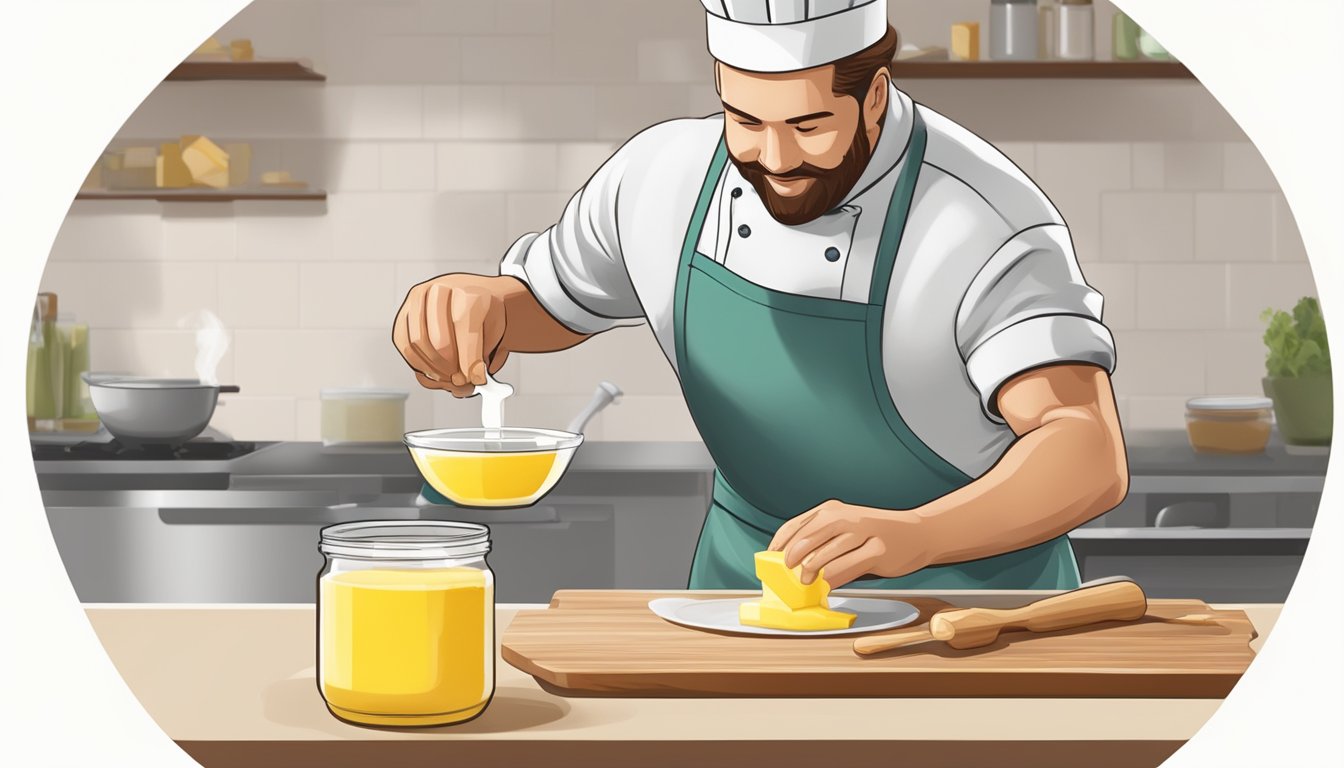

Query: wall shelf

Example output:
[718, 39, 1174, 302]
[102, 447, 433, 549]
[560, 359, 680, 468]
[75, 189, 327, 203]
[165, 60, 325, 82]
[891, 60, 1192, 79]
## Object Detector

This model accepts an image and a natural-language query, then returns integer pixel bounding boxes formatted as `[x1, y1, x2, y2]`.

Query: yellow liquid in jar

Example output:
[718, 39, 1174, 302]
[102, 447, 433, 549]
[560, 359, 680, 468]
[413, 449, 559, 506]
[319, 568, 493, 726]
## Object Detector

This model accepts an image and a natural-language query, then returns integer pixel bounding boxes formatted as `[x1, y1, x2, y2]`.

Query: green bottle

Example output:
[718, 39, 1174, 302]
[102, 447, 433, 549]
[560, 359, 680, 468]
[1112, 12, 1140, 61]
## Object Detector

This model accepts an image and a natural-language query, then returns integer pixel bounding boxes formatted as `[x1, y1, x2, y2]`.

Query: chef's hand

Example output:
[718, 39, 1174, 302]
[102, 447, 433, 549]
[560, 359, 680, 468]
[393, 273, 510, 398]
[767, 501, 933, 588]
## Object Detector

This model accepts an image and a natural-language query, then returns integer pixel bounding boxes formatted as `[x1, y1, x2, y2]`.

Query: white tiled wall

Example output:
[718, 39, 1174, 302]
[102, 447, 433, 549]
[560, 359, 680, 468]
[39, 0, 1319, 440]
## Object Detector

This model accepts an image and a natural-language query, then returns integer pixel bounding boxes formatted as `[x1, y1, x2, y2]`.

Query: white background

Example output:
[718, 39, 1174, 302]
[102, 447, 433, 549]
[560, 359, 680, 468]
[0, 1, 1339, 765]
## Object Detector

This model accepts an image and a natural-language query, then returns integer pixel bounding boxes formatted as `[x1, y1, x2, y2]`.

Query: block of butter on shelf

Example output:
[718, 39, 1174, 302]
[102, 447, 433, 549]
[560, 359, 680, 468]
[951, 21, 981, 61]
[190, 37, 231, 63]
[738, 550, 856, 631]
[180, 135, 230, 189]
[229, 39, 255, 62]
[260, 170, 308, 188]
[120, 146, 157, 169]
[156, 142, 192, 188]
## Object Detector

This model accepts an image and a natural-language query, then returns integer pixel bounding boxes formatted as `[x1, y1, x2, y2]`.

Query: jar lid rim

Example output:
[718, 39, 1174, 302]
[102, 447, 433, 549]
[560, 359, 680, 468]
[319, 520, 489, 560]
[320, 388, 410, 399]
[1187, 396, 1274, 410]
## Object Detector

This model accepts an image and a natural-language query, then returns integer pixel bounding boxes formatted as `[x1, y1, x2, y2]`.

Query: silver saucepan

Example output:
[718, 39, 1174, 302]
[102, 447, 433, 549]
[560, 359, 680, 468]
[86, 375, 240, 447]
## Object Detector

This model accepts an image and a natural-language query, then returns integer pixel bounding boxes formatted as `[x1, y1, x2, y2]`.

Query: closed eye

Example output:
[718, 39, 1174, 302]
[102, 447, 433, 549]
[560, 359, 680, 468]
[795, 125, 818, 134]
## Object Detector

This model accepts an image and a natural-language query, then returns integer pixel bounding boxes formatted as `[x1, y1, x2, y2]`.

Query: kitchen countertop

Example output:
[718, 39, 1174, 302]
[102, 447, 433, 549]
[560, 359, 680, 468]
[36, 429, 1328, 478]
[85, 594, 1281, 768]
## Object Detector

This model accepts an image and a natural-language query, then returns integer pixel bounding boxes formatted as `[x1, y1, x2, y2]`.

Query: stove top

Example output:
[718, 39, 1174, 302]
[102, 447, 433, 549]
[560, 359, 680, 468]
[32, 439, 259, 462]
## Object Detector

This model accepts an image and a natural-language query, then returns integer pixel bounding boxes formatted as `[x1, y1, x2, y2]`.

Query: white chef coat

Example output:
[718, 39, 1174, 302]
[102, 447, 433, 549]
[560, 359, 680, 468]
[500, 85, 1116, 478]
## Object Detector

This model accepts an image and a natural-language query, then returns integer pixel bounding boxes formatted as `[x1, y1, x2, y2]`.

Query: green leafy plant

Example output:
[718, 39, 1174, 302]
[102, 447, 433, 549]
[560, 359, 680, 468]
[1261, 296, 1331, 378]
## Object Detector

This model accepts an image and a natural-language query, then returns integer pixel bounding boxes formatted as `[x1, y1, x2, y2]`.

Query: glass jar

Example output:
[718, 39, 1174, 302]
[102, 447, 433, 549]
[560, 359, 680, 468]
[1185, 397, 1274, 454]
[1057, 0, 1094, 61]
[990, 0, 1038, 61]
[317, 521, 495, 727]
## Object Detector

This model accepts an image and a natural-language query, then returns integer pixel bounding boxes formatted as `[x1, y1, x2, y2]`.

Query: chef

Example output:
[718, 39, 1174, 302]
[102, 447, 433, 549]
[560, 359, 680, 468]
[393, 0, 1128, 591]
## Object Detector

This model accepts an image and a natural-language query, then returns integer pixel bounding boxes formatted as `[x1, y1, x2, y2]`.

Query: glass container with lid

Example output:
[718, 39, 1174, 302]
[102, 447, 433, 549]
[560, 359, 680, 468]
[1057, 0, 1095, 61]
[990, 0, 1038, 61]
[319, 388, 408, 445]
[1185, 396, 1274, 454]
[317, 520, 495, 727]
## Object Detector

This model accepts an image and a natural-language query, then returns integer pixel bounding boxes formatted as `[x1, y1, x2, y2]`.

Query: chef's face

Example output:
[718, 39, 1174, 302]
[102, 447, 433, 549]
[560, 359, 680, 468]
[717, 62, 887, 226]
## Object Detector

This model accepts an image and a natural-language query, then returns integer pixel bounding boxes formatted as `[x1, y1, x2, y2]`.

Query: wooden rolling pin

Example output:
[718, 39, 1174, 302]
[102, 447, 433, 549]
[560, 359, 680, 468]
[853, 578, 1148, 656]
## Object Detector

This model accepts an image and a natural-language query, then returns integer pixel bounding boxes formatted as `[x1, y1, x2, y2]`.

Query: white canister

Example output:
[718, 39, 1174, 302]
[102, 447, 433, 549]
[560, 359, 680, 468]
[1057, 0, 1094, 61]
[320, 388, 409, 445]
[990, 0, 1038, 61]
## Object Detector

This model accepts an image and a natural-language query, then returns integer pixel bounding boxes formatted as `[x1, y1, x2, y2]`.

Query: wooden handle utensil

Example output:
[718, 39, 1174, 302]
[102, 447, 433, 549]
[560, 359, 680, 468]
[853, 579, 1148, 656]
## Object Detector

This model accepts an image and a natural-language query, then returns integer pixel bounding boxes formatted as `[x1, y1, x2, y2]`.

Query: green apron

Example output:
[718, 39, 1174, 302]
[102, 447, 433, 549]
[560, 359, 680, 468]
[675, 111, 1080, 591]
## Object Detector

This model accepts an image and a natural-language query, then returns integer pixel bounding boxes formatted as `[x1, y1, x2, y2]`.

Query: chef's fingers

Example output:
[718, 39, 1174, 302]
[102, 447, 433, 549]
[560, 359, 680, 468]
[450, 286, 491, 387]
[420, 283, 462, 383]
[810, 538, 884, 589]
[768, 508, 819, 552]
[781, 507, 853, 569]
[399, 287, 451, 383]
[416, 372, 474, 399]
[394, 285, 432, 374]
[798, 531, 867, 586]
[483, 292, 508, 373]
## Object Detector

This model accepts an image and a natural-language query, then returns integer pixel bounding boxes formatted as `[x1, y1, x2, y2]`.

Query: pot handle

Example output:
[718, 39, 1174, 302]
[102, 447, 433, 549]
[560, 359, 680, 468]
[218, 385, 241, 394]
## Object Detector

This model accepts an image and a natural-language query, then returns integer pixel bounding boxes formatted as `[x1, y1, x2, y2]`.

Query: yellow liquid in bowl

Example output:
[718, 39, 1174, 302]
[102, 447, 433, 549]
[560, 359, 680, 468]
[412, 448, 562, 506]
[319, 568, 493, 726]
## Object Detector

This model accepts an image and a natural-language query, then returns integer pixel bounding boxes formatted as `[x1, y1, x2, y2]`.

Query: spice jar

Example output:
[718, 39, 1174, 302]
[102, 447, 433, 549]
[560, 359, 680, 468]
[318, 521, 495, 727]
[1057, 0, 1095, 61]
[1185, 397, 1274, 454]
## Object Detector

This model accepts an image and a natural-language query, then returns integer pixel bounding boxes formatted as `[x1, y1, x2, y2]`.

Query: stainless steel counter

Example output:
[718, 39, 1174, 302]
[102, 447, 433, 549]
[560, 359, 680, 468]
[33, 430, 1325, 604]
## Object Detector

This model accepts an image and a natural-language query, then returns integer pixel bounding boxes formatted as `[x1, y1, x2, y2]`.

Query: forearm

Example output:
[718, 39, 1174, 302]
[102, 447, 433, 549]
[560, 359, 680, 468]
[912, 412, 1128, 567]
[495, 275, 593, 354]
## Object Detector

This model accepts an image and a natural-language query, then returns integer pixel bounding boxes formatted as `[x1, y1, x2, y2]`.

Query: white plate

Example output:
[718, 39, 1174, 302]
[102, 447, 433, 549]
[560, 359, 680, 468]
[648, 596, 921, 638]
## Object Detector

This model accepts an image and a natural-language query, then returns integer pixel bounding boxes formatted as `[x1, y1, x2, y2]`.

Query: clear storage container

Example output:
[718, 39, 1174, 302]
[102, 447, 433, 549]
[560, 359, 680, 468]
[320, 388, 408, 445]
[1057, 0, 1094, 61]
[1185, 397, 1274, 454]
[990, 0, 1038, 61]
[318, 521, 495, 727]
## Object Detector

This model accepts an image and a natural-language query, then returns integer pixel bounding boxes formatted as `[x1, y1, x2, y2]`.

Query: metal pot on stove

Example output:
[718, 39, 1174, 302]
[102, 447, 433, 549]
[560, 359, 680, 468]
[86, 374, 240, 448]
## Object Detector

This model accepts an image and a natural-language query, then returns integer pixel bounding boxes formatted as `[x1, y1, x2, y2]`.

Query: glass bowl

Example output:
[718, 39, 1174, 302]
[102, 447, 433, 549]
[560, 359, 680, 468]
[404, 427, 584, 508]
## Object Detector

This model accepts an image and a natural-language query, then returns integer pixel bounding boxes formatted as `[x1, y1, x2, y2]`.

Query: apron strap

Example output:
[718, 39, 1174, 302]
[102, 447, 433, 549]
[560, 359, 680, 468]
[868, 107, 928, 306]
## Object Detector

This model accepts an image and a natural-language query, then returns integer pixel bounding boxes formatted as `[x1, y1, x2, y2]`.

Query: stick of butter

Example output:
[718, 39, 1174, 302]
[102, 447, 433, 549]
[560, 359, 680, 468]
[181, 136, 230, 189]
[739, 551, 855, 631]
[951, 22, 981, 62]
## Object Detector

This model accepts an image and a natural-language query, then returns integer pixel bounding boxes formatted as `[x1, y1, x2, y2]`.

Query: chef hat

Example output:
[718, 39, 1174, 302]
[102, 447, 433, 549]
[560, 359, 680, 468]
[701, 0, 889, 73]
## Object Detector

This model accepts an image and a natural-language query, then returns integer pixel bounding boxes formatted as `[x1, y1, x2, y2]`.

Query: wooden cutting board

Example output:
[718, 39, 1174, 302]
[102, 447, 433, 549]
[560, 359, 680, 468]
[501, 590, 1258, 699]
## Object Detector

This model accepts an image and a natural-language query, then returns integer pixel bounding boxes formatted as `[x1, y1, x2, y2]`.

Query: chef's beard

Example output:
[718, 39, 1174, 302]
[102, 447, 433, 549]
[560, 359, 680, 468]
[730, 119, 874, 227]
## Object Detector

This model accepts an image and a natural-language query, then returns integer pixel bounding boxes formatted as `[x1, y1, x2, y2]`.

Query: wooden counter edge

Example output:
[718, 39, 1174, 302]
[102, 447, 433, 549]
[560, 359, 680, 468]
[176, 737, 1187, 768]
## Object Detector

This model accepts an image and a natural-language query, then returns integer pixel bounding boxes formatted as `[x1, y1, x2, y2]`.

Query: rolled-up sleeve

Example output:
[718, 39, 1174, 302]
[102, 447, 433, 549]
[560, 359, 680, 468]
[956, 224, 1116, 423]
[498, 140, 647, 336]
